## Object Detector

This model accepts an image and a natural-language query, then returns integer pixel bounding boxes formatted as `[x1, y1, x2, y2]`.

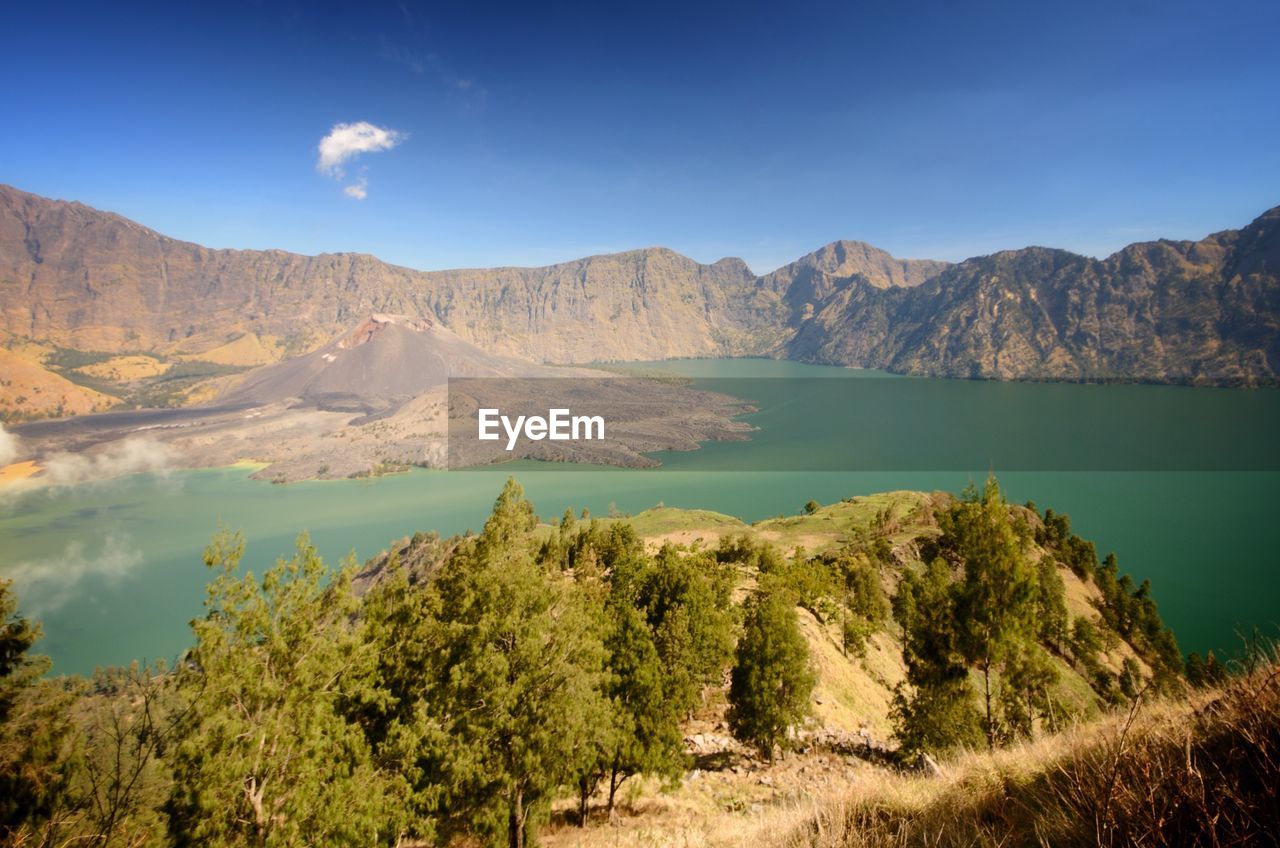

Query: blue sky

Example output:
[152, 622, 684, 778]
[4, 0, 1278, 273]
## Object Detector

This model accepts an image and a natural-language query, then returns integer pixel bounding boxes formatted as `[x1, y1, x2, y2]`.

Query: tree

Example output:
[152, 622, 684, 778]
[630, 545, 734, 719]
[837, 552, 890, 656]
[727, 588, 814, 760]
[944, 477, 1038, 747]
[999, 643, 1060, 738]
[0, 579, 45, 721]
[1070, 615, 1103, 670]
[580, 600, 684, 823]
[168, 530, 397, 847]
[1184, 650, 1208, 687]
[841, 613, 875, 658]
[1186, 650, 1230, 688]
[803, 500, 820, 515]
[607, 601, 683, 814]
[1203, 650, 1229, 686]
[842, 554, 890, 624]
[358, 551, 445, 842]
[890, 560, 983, 755]
[0, 579, 80, 842]
[423, 479, 608, 848]
[73, 662, 190, 848]
[1035, 558, 1070, 653]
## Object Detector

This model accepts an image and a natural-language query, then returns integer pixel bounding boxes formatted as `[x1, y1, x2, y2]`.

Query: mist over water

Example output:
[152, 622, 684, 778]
[40, 437, 175, 488]
[0, 423, 19, 466]
[7, 533, 144, 617]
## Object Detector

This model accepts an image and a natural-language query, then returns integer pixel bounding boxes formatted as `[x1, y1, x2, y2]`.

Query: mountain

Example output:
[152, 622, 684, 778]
[0, 185, 783, 364]
[3, 183, 1279, 419]
[790, 210, 1280, 384]
[220, 313, 534, 414]
[759, 239, 950, 325]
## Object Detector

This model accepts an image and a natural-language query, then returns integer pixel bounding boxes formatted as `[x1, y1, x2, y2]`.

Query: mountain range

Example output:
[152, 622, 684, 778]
[2, 183, 1278, 424]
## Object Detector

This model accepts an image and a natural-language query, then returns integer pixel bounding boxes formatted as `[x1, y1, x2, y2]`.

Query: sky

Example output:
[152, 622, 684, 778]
[3, 0, 1279, 274]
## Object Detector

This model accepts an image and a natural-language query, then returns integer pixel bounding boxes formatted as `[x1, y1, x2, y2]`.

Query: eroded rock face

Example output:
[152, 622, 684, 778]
[3, 184, 1278, 387]
[0, 186, 783, 363]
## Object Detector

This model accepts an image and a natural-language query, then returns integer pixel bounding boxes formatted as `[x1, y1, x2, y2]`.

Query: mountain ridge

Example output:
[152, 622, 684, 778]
[3, 183, 1279, 423]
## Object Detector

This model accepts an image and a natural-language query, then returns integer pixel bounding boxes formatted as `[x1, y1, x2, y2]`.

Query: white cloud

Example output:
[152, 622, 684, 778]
[343, 175, 369, 200]
[316, 122, 405, 199]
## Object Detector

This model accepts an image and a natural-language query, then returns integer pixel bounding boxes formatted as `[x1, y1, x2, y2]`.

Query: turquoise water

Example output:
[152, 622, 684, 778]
[2, 359, 1277, 675]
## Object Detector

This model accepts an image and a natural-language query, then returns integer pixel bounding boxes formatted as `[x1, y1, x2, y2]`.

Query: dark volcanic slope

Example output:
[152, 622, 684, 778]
[3, 184, 1279, 386]
[222, 314, 536, 413]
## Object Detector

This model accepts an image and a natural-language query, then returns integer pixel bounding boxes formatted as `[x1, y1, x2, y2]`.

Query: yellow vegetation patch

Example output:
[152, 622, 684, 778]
[187, 333, 282, 366]
[0, 334, 57, 365]
[0, 348, 117, 420]
[75, 354, 171, 381]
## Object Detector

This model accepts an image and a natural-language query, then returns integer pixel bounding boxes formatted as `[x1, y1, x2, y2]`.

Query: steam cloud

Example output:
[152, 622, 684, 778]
[8, 533, 144, 616]
[41, 437, 175, 487]
[0, 423, 18, 466]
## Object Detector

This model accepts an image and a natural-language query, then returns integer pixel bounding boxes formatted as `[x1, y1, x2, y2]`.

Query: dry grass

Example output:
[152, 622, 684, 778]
[775, 656, 1280, 848]
[0, 347, 117, 420]
[182, 332, 283, 366]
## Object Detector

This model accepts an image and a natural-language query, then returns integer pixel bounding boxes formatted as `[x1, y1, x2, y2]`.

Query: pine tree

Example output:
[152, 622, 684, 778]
[423, 479, 608, 848]
[890, 560, 983, 755]
[999, 643, 1060, 737]
[169, 530, 397, 847]
[727, 588, 814, 760]
[0, 578, 45, 723]
[358, 551, 445, 842]
[1035, 557, 1070, 653]
[632, 545, 734, 719]
[0, 579, 79, 840]
[600, 601, 683, 818]
[945, 476, 1038, 747]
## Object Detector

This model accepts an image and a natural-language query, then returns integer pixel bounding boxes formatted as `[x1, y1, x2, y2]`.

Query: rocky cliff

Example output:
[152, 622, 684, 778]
[789, 209, 1280, 384]
[0, 185, 787, 364]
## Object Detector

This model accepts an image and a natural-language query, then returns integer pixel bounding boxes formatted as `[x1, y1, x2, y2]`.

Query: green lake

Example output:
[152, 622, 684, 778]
[2, 359, 1278, 676]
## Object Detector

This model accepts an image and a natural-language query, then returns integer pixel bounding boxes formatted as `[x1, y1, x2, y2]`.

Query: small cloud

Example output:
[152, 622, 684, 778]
[344, 175, 369, 200]
[316, 121, 406, 176]
[317, 121, 405, 198]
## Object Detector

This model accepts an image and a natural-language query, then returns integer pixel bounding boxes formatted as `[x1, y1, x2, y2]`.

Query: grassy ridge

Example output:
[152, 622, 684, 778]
[777, 651, 1279, 848]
